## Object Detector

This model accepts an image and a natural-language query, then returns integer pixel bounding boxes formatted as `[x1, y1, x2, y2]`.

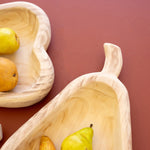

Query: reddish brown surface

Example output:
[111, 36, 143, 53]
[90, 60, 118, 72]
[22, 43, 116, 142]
[0, 0, 150, 149]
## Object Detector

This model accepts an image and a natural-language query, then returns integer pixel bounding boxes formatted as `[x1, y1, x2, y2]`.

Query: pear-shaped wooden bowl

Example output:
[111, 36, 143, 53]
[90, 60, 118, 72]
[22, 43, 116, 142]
[0, 2, 54, 108]
[1, 43, 132, 150]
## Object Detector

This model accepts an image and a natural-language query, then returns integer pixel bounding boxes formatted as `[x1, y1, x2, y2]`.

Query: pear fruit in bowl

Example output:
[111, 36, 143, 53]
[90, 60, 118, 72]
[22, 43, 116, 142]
[0, 57, 18, 91]
[61, 124, 93, 150]
[39, 136, 56, 150]
[0, 27, 20, 54]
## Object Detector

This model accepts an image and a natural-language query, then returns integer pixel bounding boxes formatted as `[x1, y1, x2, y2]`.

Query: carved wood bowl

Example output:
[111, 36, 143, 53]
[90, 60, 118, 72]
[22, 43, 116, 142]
[1, 43, 132, 150]
[0, 2, 54, 108]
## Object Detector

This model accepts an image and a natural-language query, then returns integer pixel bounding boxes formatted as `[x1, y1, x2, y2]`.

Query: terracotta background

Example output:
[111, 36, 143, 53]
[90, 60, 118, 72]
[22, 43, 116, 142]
[0, 0, 150, 149]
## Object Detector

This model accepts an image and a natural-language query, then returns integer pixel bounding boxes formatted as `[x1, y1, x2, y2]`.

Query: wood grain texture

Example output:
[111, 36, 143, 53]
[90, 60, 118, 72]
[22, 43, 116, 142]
[1, 43, 132, 150]
[0, 2, 54, 108]
[0, 124, 2, 141]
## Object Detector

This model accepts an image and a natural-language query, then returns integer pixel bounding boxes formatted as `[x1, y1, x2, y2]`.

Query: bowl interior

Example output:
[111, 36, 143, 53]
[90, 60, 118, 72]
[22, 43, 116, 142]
[18, 81, 122, 150]
[0, 7, 39, 92]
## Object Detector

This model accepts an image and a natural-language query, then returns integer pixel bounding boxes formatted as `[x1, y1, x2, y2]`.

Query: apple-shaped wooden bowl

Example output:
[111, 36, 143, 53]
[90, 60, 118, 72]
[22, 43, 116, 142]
[0, 2, 54, 108]
[1, 43, 132, 150]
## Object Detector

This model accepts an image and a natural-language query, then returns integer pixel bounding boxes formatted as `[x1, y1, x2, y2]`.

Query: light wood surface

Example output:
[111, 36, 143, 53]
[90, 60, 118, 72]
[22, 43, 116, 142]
[0, 2, 54, 108]
[0, 124, 2, 141]
[1, 43, 132, 150]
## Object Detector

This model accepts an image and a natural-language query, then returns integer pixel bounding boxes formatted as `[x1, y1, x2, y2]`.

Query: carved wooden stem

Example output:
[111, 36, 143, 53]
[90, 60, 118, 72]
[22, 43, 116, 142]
[102, 43, 123, 77]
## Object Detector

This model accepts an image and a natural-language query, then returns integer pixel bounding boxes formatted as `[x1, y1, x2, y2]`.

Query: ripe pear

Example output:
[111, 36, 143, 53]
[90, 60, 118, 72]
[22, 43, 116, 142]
[61, 124, 93, 150]
[0, 57, 18, 91]
[40, 136, 56, 150]
[0, 27, 20, 54]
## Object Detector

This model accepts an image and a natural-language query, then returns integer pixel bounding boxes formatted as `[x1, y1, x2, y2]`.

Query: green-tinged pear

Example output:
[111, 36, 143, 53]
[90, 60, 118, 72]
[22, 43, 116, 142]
[0, 27, 20, 54]
[61, 124, 93, 150]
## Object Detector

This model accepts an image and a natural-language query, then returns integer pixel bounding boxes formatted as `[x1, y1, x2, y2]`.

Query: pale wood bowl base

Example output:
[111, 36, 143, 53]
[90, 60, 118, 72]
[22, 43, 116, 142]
[0, 2, 54, 108]
[1, 43, 132, 150]
[0, 7, 39, 92]
[27, 82, 122, 150]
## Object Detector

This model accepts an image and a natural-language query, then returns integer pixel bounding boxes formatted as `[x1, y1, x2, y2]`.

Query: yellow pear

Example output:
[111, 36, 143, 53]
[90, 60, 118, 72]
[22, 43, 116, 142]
[0, 57, 18, 92]
[61, 124, 93, 150]
[0, 28, 20, 54]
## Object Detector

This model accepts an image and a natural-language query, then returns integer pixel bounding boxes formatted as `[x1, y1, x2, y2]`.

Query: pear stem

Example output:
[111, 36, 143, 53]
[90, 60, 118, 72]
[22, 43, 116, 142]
[90, 124, 93, 128]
